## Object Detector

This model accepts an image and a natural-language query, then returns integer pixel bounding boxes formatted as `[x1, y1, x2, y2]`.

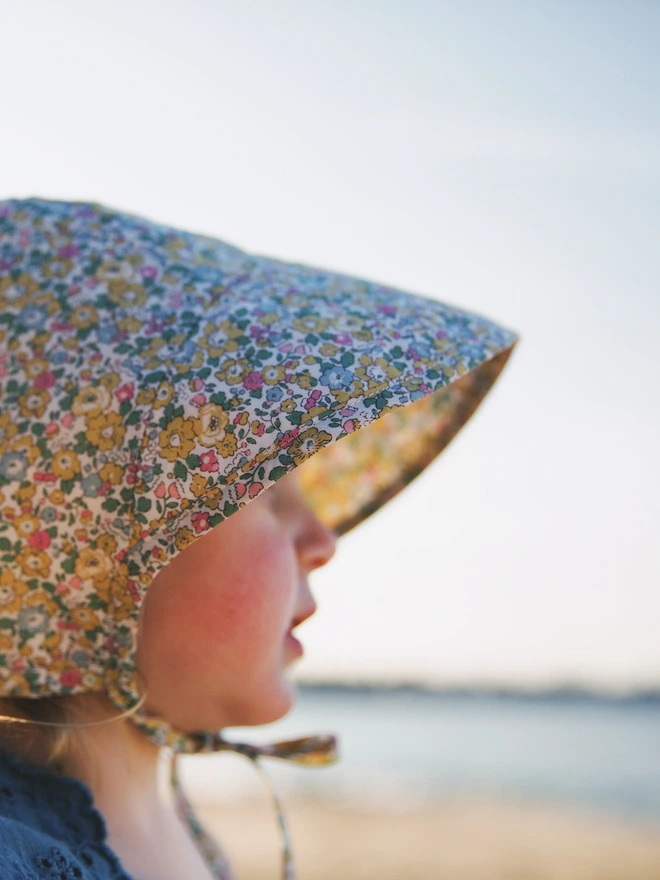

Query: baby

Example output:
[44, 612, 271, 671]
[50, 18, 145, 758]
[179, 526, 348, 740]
[0, 197, 519, 879]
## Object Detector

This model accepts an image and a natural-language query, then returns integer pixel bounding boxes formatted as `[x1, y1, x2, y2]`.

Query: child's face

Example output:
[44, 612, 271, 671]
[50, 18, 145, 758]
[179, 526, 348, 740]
[135, 468, 337, 732]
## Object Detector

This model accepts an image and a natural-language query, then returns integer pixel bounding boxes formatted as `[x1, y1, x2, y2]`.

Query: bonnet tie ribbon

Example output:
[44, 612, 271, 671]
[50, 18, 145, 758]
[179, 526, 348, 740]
[170, 733, 338, 880]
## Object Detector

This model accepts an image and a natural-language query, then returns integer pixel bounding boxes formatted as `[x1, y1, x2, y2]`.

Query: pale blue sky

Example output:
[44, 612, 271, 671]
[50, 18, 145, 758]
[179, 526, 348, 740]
[2, 0, 658, 690]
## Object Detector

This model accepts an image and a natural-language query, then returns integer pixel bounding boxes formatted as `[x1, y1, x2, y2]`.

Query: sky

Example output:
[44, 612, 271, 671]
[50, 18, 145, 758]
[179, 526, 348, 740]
[2, 0, 658, 692]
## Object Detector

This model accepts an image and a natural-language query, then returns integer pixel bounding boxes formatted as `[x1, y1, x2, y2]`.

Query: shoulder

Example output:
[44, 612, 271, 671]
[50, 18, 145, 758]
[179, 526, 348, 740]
[0, 814, 113, 879]
[0, 814, 56, 878]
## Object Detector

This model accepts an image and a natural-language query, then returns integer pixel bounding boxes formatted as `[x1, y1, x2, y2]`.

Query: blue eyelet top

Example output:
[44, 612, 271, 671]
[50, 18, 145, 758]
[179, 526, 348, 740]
[0, 742, 134, 880]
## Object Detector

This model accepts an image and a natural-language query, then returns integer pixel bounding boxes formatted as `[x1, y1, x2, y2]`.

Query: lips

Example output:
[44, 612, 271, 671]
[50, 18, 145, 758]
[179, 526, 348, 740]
[285, 629, 304, 656]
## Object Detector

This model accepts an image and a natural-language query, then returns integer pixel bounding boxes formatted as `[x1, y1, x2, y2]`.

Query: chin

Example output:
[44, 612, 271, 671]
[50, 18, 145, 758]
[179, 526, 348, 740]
[228, 677, 298, 728]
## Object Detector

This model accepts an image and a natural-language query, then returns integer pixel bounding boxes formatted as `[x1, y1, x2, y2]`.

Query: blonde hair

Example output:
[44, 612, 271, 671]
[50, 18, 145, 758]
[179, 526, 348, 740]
[0, 685, 148, 772]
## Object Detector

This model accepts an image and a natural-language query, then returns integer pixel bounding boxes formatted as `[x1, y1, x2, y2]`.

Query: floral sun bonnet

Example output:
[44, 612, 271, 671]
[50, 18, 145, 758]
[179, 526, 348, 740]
[0, 197, 519, 878]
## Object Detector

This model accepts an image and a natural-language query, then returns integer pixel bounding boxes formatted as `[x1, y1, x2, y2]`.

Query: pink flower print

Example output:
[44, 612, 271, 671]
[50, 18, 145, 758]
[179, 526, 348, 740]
[28, 530, 51, 550]
[304, 390, 322, 411]
[127, 580, 140, 604]
[280, 428, 300, 449]
[191, 511, 211, 533]
[57, 245, 79, 259]
[0, 353, 7, 378]
[235, 481, 247, 499]
[34, 371, 56, 390]
[334, 333, 352, 345]
[140, 266, 158, 278]
[243, 371, 264, 390]
[191, 393, 207, 407]
[45, 422, 59, 436]
[69, 576, 82, 590]
[248, 482, 263, 499]
[61, 413, 75, 429]
[343, 419, 357, 433]
[115, 382, 134, 403]
[200, 449, 220, 472]
[191, 378, 204, 392]
[35, 472, 58, 483]
[60, 670, 82, 688]
[378, 304, 397, 316]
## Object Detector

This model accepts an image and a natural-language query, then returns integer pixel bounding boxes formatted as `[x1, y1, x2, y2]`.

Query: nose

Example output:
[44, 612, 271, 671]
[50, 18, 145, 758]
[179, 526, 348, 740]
[298, 511, 338, 574]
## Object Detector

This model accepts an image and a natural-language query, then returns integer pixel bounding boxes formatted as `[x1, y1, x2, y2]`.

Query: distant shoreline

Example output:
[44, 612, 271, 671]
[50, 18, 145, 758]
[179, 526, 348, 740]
[295, 680, 660, 705]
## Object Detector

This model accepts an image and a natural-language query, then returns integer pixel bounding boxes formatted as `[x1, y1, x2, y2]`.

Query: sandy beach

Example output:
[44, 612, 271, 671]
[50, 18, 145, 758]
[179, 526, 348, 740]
[195, 795, 660, 880]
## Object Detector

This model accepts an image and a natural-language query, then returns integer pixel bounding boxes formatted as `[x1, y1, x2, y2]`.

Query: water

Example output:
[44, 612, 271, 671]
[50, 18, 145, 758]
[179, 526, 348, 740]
[176, 687, 660, 828]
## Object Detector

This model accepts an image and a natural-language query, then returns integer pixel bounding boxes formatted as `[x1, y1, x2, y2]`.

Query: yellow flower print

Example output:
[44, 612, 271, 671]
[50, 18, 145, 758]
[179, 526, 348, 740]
[190, 473, 209, 497]
[282, 292, 310, 308]
[96, 533, 118, 557]
[216, 433, 238, 458]
[85, 411, 126, 452]
[13, 514, 40, 540]
[262, 364, 286, 386]
[99, 372, 120, 391]
[0, 273, 37, 310]
[152, 380, 175, 410]
[71, 384, 112, 418]
[199, 320, 243, 358]
[42, 630, 62, 650]
[41, 258, 73, 280]
[258, 312, 279, 326]
[11, 435, 40, 466]
[330, 378, 366, 406]
[0, 412, 19, 454]
[319, 343, 339, 357]
[107, 283, 148, 308]
[70, 606, 101, 632]
[74, 546, 114, 582]
[24, 357, 49, 381]
[159, 416, 196, 462]
[99, 462, 123, 485]
[17, 387, 51, 419]
[288, 428, 333, 466]
[81, 672, 103, 689]
[117, 315, 142, 334]
[0, 635, 13, 651]
[23, 589, 57, 615]
[15, 548, 51, 579]
[175, 526, 196, 551]
[70, 304, 99, 329]
[136, 387, 156, 406]
[281, 398, 297, 413]
[13, 483, 36, 504]
[354, 355, 401, 393]
[194, 403, 229, 448]
[48, 489, 66, 505]
[214, 358, 250, 385]
[295, 373, 315, 390]
[0, 570, 29, 614]
[51, 449, 82, 480]
[292, 315, 330, 335]
[3, 675, 32, 697]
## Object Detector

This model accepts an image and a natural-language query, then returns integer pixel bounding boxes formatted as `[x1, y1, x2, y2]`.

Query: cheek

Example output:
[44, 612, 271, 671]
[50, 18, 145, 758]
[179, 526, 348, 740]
[141, 525, 295, 675]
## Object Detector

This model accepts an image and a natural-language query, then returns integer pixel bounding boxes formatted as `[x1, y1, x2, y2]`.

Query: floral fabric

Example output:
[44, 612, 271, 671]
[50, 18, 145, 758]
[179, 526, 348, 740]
[0, 197, 518, 750]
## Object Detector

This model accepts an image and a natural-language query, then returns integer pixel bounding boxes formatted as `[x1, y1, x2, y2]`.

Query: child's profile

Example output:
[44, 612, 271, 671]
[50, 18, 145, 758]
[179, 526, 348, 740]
[0, 197, 519, 879]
